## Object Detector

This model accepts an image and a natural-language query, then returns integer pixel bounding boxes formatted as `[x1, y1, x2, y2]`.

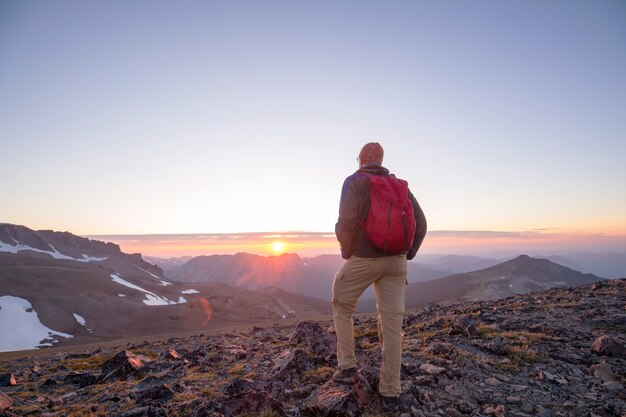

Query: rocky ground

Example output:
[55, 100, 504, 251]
[1, 279, 625, 417]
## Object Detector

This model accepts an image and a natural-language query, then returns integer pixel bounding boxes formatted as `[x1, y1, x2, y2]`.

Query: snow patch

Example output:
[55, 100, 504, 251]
[181, 289, 199, 294]
[138, 267, 171, 286]
[0, 240, 107, 263]
[0, 296, 73, 352]
[117, 294, 126, 298]
[139, 267, 161, 280]
[111, 273, 152, 293]
[277, 299, 296, 315]
[73, 313, 86, 326]
[73, 313, 92, 333]
[80, 254, 108, 262]
[110, 273, 186, 306]
[143, 294, 174, 306]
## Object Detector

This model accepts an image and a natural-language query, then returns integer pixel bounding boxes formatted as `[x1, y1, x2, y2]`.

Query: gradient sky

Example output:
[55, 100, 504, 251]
[1, 1, 625, 248]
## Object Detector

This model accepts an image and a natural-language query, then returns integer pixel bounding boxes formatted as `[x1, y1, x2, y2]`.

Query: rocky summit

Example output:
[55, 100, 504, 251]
[0, 279, 624, 417]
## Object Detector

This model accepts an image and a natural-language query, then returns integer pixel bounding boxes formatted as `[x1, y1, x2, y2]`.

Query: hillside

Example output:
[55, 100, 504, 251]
[0, 225, 330, 352]
[0, 279, 624, 416]
[358, 255, 605, 312]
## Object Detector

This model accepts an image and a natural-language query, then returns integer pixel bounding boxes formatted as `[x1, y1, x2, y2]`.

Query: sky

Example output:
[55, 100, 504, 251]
[1, 1, 625, 256]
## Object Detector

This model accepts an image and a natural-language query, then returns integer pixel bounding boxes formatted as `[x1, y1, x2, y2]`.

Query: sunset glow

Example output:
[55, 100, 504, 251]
[89, 230, 626, 259]
[271, 241, 286, 254]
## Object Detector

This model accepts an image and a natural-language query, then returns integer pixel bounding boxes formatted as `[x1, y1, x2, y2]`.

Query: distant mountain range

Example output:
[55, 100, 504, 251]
[0, 223, 617, 353]
[158, 253, 449, 300]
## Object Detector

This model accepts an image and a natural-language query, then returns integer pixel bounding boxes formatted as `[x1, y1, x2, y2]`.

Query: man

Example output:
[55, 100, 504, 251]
[332, 142, 427, 412]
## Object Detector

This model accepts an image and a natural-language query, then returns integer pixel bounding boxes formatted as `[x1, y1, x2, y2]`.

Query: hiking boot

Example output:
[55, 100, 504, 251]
[381, 395, 399, 412]
[332, 367, 358, 384]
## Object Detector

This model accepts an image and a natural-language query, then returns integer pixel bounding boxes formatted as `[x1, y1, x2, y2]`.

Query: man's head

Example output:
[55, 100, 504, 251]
[358, 142, 384, 167]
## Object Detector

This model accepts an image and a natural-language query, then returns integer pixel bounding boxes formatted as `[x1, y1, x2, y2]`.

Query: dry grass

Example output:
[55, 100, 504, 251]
[476, 323, 499, 339]
[174, 391, 200, 402]
[508, 346, 544, 364]
[354, 327, 378, 339]
[181, 365, 216, 383]
[303, 366, 334, 383]
[358, 339, 378, 351]
[477, 325, 552, 346]
[60, 353, 113, 372]
[227, 362, 250, 376]
[200, 387, 219, 401]
[500, 331, 553, 345]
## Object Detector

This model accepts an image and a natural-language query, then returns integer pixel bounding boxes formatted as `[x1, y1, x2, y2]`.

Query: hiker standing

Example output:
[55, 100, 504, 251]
[332, 142, 427, 412]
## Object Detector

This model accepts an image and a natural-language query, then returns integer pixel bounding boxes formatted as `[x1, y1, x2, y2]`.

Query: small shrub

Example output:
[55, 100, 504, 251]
[303, 366, 334, 383]
[200, 387, 219, 400]
[476, 324, 499, 340]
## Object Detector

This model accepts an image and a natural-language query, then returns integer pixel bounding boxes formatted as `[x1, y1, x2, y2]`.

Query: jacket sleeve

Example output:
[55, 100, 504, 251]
[407, 190, 427, 260]
[335, 176, 361, 259]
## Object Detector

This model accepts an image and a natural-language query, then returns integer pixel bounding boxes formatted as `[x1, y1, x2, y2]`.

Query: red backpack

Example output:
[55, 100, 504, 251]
[363, 174, 416, 254]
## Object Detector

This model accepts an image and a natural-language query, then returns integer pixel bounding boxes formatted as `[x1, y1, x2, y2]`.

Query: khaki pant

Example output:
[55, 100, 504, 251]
[331, 254, 407, 397]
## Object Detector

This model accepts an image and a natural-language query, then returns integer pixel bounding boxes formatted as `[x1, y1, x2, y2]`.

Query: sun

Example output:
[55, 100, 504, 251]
[271, 241, 285, 254]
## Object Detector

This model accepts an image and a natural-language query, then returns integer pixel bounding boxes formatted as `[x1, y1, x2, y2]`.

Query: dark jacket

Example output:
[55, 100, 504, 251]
[335, 163, 427, 260]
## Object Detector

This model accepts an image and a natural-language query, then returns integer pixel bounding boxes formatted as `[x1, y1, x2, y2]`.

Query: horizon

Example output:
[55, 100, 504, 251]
[86, 229, 626, 259]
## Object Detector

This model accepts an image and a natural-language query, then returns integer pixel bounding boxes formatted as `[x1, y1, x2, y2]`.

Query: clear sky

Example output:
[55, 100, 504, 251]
[1, 1, 625, 252]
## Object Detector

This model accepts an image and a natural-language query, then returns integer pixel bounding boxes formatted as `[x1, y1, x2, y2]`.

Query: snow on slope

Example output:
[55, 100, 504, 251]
[72, 314, 86, 325]
[111, 274, 187, 306]
[0, 239, 107, 263]
[139, 267, 171, 286]
[0, 296, 73, 352]
[73, 313, 92, 333]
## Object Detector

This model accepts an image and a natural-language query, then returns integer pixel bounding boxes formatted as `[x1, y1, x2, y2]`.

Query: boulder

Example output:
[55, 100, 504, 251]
[129, 383, 174, 405]
[271, 348, 318, 379]
[289, 321, 337, 361]
[217, 390, 285, 417]
[590, 362, 615, 382]
[160, 349, 181, 360]
[591, 336, 625, 357]
[0, 373, 17, 387]
[64, 372, 97, 387]
[302, 373, 373, 417]
[221, 377, 262, 397]
[420, 363, 446, 375]
[129, 372, 181, 405]
[100, 350, 148, 381]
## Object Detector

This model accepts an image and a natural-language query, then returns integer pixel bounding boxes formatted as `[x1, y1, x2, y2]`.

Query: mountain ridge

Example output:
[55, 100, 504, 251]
[358, 254, 605, 312]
